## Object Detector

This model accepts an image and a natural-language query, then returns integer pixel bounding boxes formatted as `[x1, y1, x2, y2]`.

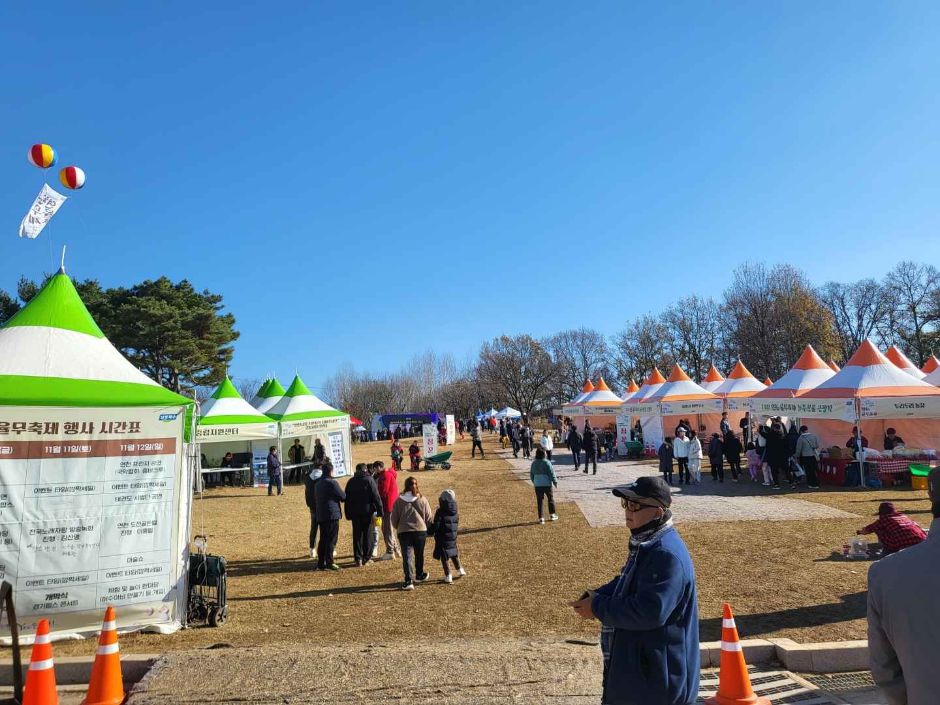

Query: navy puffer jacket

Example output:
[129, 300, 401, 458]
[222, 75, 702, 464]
[430, 492, 459, 559]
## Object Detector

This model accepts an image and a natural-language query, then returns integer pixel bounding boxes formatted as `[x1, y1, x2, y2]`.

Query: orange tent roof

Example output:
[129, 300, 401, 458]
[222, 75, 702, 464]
[793, 345, 831, 370]
[763, 377, 773, 385]
[703, 365, 724, 383]
[922, 355, 940, 374]
[802, 340, 940, 398]
[644, 364, 719, 402]
[728, 360, 756, 379]
[713, 360, 767, 397]
[594, 377, 612, 392]
[885, 345, 926, 378]
[626, 379, 640, 393]
[829, 360, 841, 372]
[753, 345, 835, 398]
[645, 368, 666, 385]
[582, 380, 595, 393]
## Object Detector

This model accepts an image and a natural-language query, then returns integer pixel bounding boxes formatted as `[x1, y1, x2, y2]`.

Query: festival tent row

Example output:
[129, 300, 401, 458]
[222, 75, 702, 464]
[628, 366, 723, 450]
[0, 269, 195, 641]
[562, 377, 623, 430]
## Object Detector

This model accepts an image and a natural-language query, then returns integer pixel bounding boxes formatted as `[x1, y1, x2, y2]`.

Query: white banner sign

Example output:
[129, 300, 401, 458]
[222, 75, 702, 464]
[661, 399, 723, 415]
[625, 402, 659, 416]
[616, 417, 631, 454]
[561, 405, 582, 416]
[195, 421, 277, 443]
[860, 396, 940, 419]
[0, 406, 188, 640]
[328, 431, 347, 477]
[445, 415, 456, 445]
[422, 424, 438, 459]
[725, 398, 753, 412]
[749, 397, 856, 421]
[19, 184, 68, 239]
[280, 415, 350, 477]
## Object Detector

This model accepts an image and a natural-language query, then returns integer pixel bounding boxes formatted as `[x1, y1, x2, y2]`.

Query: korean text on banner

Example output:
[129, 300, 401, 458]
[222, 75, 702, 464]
[422, 424, 438, 459]
[19, 184, 67, 239]
[445, 415, 456, 445]
[615, 415, 631, 455]
[860, 396, 940, 419]
[749, 397, 856, 421]
[0, 406, 188, 640]
[328, 431, 347, 476]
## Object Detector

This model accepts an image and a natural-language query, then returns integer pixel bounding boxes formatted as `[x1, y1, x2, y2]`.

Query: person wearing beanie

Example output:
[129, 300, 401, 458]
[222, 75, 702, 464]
[570, 476, 698, 705]
[868, 469, 940, 705]
[857, 502, 926, 556]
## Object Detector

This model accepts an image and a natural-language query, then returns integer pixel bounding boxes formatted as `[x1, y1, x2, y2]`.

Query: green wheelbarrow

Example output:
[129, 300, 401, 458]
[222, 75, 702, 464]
[423, 451, 453, 470]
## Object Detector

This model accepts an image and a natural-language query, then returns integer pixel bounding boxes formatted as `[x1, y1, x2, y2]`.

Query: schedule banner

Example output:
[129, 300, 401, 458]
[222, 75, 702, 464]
[0, 406, 188, 641]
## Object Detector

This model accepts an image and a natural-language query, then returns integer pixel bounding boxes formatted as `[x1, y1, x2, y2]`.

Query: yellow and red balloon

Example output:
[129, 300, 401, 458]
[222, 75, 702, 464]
[59, 166, 86, 190]
[28, 143, 57, 169]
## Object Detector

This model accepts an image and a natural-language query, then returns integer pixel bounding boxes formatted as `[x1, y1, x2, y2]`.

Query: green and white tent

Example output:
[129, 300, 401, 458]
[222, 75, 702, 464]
[249, 378, 272, 407]
[0, 271, 191, 408]
[0, 270, 194, 641]
[253, 377, 286, 415]
[268, 375, 352, 477]
[197, 376, 278, 443]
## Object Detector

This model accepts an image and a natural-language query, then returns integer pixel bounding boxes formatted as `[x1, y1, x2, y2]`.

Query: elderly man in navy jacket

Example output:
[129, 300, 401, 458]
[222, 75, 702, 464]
[571, 475, 699, 705]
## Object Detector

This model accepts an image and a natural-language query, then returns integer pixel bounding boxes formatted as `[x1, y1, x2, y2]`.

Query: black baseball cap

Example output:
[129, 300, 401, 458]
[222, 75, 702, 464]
[612, 476, 672, 508]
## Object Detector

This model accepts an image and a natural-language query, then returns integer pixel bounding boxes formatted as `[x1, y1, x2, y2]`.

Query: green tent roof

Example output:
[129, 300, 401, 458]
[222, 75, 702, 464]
[4, 273, 104, 338]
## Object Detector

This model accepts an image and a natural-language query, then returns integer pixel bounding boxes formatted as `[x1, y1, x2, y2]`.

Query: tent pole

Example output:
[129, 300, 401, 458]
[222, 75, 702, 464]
[855, 397, 866, 489]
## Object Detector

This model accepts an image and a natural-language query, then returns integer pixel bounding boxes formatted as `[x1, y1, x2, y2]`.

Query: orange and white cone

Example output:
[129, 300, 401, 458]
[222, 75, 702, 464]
[82, 606, 125, 705]
[705, 603, 770, 705]
[23, 618, 58, 705]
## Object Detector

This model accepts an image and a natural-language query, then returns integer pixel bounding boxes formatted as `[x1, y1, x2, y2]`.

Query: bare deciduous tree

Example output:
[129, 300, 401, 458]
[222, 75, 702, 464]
[476, 335, 560, 414]
[545, 328, 613, 403]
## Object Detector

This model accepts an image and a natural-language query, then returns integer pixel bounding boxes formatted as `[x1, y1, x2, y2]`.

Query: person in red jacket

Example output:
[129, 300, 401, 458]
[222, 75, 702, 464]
[375, 460, 401, 560]
[858, 502, 927, 556]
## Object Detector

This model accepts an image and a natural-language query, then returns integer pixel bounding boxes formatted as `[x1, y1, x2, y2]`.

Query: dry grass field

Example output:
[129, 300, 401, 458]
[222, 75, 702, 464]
[50, 433, 934, 656]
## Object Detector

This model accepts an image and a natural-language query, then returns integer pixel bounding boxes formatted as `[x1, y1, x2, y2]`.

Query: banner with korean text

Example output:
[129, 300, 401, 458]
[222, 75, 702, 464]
[422, 424, 438, 459]
[749, 397, 856, 422]
[860, 396, 940, 419]
[281, 415, 351, 477]
[0, 406, 190, 642]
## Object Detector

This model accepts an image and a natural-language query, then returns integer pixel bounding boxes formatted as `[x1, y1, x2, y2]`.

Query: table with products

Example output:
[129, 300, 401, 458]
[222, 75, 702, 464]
[819, 453, 934, 487]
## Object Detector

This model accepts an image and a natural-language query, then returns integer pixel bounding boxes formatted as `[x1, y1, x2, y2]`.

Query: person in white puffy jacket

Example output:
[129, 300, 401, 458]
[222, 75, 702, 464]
[540, 430, 554, 460]
[687, 430, 703, 484]
[672, 428, 691, 485]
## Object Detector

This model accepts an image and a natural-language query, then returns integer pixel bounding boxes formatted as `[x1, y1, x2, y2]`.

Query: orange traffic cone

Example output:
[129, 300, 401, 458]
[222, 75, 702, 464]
[23, 619, 58, 705]
[705, 603, 770, 705]
[82, 606, 125, 705]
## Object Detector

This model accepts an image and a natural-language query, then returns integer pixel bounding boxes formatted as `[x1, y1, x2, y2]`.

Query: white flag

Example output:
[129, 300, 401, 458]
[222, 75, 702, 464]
[18, 183, 68, 239]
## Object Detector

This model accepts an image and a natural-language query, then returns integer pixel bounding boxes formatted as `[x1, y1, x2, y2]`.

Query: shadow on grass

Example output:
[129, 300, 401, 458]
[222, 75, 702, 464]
[227, 555, 362, 577]
[229, 581, 405, 601]
[459, 522, 537, 536]
[699, 591, 867, 641]
[195, 491, 272, 500]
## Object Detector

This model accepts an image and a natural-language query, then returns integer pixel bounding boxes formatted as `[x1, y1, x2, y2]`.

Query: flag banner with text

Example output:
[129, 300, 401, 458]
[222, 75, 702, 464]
[18, 184, 67, 239]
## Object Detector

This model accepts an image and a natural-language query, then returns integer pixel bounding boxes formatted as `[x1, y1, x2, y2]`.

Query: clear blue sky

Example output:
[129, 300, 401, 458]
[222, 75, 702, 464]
[2, 3, 939, 391]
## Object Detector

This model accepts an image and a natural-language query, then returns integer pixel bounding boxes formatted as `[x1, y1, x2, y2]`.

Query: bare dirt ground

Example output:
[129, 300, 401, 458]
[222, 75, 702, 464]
[49, 433, 935, 658]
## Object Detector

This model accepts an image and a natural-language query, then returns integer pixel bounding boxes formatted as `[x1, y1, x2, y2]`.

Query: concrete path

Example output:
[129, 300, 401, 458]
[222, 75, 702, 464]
[504, 449, 859, 527]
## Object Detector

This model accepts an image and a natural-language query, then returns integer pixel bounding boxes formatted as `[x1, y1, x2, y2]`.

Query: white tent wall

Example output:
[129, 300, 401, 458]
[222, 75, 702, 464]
[279, 416, 352, 478]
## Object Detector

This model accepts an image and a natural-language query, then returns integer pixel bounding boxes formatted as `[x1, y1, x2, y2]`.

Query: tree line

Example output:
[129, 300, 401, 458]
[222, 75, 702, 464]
[323, 260, 940, 418]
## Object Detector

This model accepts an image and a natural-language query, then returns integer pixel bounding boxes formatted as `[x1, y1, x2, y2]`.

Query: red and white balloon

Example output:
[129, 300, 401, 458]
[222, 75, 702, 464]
[59, 166, 86, 190]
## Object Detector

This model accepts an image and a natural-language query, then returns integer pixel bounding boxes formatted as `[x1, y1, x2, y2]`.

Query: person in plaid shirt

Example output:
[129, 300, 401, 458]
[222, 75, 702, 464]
[858, 502, 927, 555]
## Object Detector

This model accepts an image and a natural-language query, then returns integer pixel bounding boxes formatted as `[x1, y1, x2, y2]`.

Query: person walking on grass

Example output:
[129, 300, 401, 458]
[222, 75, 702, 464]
[760, 421, 788, 489]
[390, 476, 434, 590]
[344, 462, 383, 566]
[390, 438, 404, 471]
[530, 447, 559, 524]
[672, 428, 690, 485]
[304, 465, 322, 562]
[375, 461, 401, 560]
[470, 423, 485, 459]
[687, 430, 703, 484]
[658, 436, 674, 485]
[267, 446, 283, 496]
[867, 469, 940, 705]
[570, 476, 698, 705]
[723, 431, 743, 482]
[794, 425, 821, 489]
[567, 424, 583, 472]
[540, 429, 554, 460]
[314, 460, 345, 571]
[521, 424, 534, 459]
[428, 489, 466, 584]
[583, 423, 599, 475]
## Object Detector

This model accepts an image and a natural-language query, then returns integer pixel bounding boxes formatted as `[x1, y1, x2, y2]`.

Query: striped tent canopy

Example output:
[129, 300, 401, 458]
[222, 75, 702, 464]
[253, 377, 286, 415]
[249, 378, 272, 407]
[802, 340, 940, 398]
[644, 365, 719, 402]
[700, 365, 725, 392]
[752, 345, 835, 398]
[198, 376, 277, 441]
[921, 355, 940, 375]
[885, 345, 926, 379]
[713, 361, 766, 397]
[579, 377, 622, 406]
[267, 375, 346, 421]
[569, 380, 594, 405]
[633, 368, 667, 402]
[0, 270, 190, 407]
[620, 378, 641, 403]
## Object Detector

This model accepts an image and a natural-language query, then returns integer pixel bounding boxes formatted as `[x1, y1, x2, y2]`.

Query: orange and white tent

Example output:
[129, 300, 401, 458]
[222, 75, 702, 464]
[620, 379, 640, 403]
[639, 365, 723, 450]
[570, 380, 594, 405]
[579, 377, 622, 406]
[753, 346, 835, 399]
[700, 365, 725, 392]
[798, 340, 940, 452]
[885, 345, 926, 379]
[631, 368, 667, 403]
[924, 366, 940, 386]
[646, 365, 720, 403]
[713, 361, 766, 400]
[922, 355, 940, 375]
[762, 377, 773, 386]
[829, 360, 841, 372]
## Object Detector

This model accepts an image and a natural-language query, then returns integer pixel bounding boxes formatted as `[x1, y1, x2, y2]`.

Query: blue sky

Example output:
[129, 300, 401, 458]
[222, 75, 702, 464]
[2, 3, 939, 391]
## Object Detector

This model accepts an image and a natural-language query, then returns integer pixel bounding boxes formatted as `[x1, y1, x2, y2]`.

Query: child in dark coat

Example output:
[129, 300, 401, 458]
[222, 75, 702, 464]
[428, 489, 465, 584]
[658, 437, 674, 485]
[408, 441, 421, 471]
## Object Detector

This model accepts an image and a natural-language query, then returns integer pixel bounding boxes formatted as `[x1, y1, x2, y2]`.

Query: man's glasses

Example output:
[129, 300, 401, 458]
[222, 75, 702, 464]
[621, 498, 659, 512]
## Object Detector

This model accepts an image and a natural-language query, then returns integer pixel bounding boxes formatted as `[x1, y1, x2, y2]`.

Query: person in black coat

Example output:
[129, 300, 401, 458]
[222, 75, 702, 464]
[427, 489, 464, 584]
[304, 465, 322, 560]
[582, 424, 598, 475]
[344, 462, 383, 566]
[567, 426, 583, 472]
[313, 460, 346, 570]
[520, 424, 533, 459]
[759, 422, 788, 489]
[707, 433, 724, 482]
[723, 432, 743, 482]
